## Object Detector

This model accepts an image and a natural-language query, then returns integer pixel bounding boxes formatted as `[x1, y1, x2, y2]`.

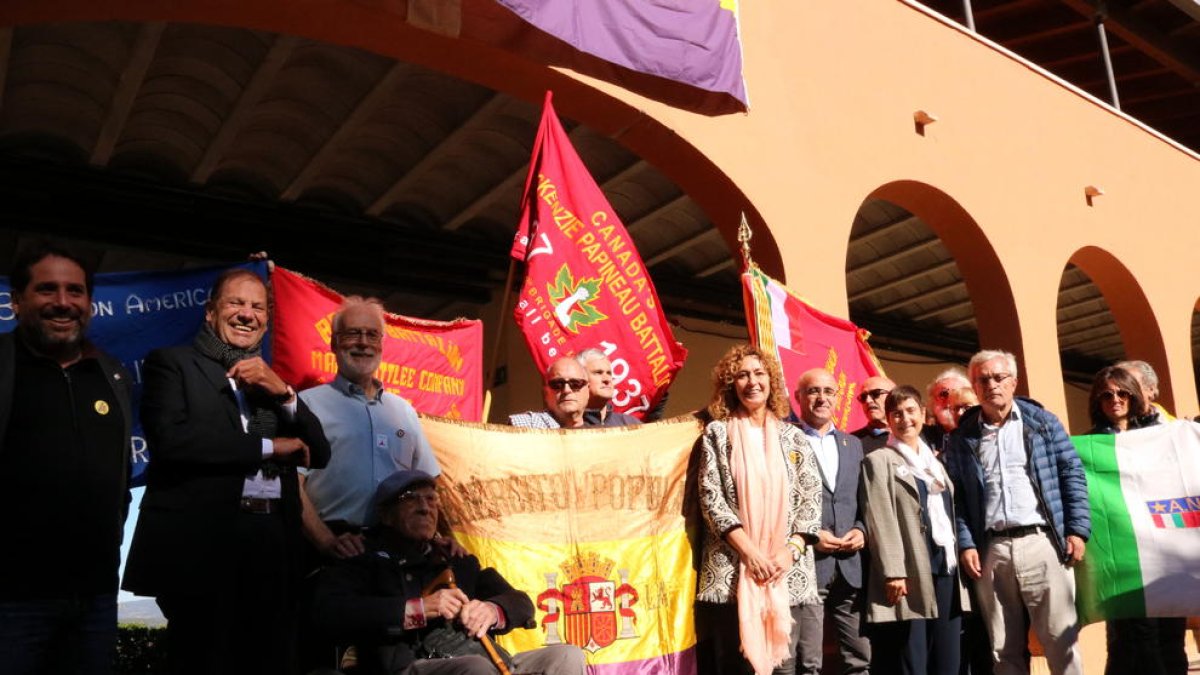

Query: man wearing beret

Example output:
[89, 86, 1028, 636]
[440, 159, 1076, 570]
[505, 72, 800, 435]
[311, 469, 586, 675]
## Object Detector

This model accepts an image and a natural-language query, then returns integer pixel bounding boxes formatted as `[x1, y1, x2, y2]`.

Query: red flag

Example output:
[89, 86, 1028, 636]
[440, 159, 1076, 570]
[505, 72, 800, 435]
[510, 91, 687, 418]
[271, 267, 484, 421]
[742, 266, 884, 431]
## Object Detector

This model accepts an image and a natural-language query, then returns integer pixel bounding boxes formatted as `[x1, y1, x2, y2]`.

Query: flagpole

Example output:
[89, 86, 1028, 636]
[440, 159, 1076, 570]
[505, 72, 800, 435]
[482, 256, 519, 422]
[737, 211, 754, 272]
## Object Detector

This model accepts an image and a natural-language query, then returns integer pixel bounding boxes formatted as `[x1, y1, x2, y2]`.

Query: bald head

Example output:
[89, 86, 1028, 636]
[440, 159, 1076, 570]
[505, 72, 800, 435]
[858, 375, 896, 428]
[797, 368, 840, 431]
[543, 357, 589, 428]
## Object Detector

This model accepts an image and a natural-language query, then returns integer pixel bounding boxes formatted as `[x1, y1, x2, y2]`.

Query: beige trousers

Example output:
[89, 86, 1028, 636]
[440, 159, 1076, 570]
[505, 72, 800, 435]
[976, 530, 1083, 675]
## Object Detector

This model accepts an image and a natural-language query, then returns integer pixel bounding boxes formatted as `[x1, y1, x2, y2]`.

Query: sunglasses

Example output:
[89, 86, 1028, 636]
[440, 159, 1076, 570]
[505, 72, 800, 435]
[857, 388, 890, 403]
[1099, 390, 1131, 402]
[547, 378, 588, 392]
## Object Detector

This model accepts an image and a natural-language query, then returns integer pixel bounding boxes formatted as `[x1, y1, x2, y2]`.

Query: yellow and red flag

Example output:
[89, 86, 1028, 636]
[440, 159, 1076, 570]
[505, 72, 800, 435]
[510, 91, 687, 418]
[270, 267, 484, 420]
[422, 416, 702, 674]
[742, 265, 884, 430]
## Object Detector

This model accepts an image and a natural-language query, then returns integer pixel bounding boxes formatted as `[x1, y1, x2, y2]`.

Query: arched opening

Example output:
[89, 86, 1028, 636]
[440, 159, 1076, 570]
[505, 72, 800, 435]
[846, 181, 1023, 398]
[0, 17, 782, 421]
[1056, 246, 1172, 432]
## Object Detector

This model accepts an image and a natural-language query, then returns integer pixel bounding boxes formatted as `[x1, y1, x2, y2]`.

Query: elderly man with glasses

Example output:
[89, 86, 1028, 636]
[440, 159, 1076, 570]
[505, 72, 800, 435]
[311, 469, 587, 675]
[508, 357, 593, 429]
[942, 350, 1090, 675]
[849, 375, 895, 453]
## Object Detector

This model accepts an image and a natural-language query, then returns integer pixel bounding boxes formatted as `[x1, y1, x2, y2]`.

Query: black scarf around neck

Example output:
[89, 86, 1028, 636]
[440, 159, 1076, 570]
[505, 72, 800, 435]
[194, 324, 282, 476]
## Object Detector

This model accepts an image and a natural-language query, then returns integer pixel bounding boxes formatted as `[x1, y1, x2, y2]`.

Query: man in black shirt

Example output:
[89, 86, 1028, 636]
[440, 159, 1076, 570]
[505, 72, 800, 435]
[0, 243, 133, 674]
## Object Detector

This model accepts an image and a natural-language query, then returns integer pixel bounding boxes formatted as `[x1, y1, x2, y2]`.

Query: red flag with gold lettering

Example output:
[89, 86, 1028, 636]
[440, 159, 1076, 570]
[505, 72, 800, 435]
[271, 267, 483, 421]
[742, 265, 884, 431]
[510, 91, 686, 418]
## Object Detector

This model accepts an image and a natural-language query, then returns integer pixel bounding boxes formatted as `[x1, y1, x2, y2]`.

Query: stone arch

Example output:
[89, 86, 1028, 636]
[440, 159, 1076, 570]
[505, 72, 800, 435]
[0, 0, 785, 280]
[1064, 246, 1173, 412]
[852, 179, 1025, 391]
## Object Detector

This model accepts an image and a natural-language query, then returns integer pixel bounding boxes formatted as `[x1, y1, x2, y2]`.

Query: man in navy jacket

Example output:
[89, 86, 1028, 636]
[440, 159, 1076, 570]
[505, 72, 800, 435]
[943, 349, 1090, 675]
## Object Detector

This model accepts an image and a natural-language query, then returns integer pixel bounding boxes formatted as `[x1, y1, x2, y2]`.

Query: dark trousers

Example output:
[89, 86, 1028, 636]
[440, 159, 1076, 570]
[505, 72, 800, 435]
[1105, 617, 1188, 675]
[0, 593, 117, 675]
[871, 575, 961, 675]
[958, 606, 992, 675]
[696, 601, 804, 675]
[158, 511, 294, 675]
[796, 570, 871, 675]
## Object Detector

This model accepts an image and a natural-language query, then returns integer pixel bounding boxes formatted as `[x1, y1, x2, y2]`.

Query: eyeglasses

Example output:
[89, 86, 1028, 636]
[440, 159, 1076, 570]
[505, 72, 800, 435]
[337, 328, 383, 344]
[857, 388, 890, 403]
[547, 378, 588, 392]
[396, 490, 440, 507]
[802, 386, 839, 398]
[1099, 390, 1131, 403]
[974, 373, 1012, 386]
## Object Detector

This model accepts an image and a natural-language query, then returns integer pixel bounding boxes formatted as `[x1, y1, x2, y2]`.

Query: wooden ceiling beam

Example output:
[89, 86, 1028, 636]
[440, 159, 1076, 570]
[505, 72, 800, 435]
[285, 62, 416, 202]
[645, 228, 721, 267]
[192, 34, 299, 184]
[626, 194, 691, 235]
[90, 22, 164, 166]
[364, 93, 508, 215]
[847, 237, 943, 277]
[1059, 0, 1200, 86]
[847, 259, 959, 303]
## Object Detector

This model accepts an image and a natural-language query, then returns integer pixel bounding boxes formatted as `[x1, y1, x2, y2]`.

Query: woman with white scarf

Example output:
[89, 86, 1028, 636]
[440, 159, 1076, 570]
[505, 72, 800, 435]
[695, 345, 822, 675]
[859, 385, 967, 675]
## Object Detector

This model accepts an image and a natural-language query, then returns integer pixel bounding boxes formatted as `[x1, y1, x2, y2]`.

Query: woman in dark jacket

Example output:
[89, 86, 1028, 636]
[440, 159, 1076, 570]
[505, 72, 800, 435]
[1087, 365, 1187, 675]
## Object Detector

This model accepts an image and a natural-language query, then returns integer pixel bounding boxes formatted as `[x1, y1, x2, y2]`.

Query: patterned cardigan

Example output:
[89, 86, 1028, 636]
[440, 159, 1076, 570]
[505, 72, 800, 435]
[696, 418, 823, 605]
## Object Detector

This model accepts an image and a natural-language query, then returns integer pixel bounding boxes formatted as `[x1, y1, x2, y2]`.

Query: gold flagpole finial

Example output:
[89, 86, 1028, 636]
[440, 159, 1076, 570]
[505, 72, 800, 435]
[737, 212, 754, 271]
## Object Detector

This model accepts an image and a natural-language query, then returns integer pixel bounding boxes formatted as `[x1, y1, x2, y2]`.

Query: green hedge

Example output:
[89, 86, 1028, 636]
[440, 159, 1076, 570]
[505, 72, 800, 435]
[116, 624, 167, 674]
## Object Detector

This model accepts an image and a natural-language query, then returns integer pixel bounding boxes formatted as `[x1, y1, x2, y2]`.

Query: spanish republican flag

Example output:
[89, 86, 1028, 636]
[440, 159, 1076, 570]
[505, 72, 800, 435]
[421, 416, 703, 674]
[741, 265, 884, 430]
[1072, 421, 1200, 624]
[510, 91, 687, 420]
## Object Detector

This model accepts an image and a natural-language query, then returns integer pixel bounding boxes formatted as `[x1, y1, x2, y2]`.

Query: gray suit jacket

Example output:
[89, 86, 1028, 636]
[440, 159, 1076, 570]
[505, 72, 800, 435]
[811, 427, 866, 589]
[859, 447, 968, 622]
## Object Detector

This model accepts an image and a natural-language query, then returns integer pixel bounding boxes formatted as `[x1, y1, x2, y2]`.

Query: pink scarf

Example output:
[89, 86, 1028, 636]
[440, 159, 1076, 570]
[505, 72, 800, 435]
[729, 412, 793, 675]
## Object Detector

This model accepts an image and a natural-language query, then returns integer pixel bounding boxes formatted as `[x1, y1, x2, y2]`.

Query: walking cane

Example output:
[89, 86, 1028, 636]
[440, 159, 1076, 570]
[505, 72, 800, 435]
[423, 567, 512, 675]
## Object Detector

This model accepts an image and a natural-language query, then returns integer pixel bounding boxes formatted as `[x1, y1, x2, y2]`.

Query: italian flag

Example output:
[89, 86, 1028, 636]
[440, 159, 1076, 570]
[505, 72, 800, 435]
[1072, 421, 1200, 625]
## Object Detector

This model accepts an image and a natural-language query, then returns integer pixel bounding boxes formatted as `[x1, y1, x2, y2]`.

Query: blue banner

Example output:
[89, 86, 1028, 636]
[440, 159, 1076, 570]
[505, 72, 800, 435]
[1, 261, 269, 486]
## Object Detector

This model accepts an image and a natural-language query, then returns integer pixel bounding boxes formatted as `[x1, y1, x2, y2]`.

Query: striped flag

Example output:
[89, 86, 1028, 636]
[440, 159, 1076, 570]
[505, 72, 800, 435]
[1072, 421, 1200, 624]
[421, 416, 702, 674]
[741, 266, 884, 430]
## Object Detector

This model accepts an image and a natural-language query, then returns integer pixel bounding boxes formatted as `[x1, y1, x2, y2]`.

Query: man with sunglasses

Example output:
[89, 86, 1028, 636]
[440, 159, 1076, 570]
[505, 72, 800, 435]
[920, 369, 971, 454]
[508, 357, 593, 429]
[943, 350, 1089, 675]
[850, 375, 895, 453]
[311, 469, 587, 675]
[299, 297, 442, 560]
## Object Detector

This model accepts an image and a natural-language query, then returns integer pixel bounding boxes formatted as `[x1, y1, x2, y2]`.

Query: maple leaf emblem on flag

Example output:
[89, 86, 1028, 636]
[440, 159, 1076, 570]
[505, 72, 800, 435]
[547, 264, 608, 334]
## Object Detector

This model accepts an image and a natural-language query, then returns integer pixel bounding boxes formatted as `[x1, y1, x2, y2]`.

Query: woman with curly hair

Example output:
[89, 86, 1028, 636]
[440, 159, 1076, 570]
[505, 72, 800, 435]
[695, 344, 823, 675]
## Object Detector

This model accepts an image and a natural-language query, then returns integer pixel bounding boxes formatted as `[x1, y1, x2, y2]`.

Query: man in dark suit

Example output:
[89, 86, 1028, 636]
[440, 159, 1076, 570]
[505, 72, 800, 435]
[123, 268, 330, 675]
[794, 368, 871, 675]
[1, 243, 133, 674]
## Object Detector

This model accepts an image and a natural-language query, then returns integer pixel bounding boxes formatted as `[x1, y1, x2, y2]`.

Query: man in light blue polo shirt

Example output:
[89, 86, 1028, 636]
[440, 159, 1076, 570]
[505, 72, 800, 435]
[298, 296, 440, 559]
